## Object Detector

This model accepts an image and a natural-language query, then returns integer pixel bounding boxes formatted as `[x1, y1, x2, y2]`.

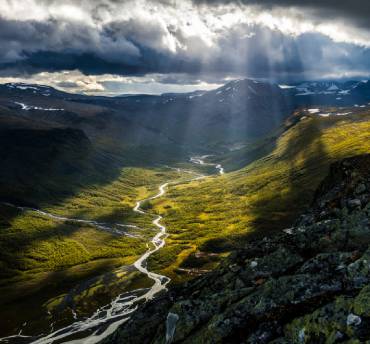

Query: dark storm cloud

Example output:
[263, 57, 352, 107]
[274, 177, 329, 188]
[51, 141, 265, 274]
[1, 15, 369, 81]
[1, 0, 370, 82]
[193, 0, 370, 29]
[0, 13, 204, 77]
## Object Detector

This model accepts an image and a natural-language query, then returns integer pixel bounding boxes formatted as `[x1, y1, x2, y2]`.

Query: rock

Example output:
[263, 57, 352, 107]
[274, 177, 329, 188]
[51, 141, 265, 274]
[353, 286, 370, 317]
[355, 183, 367, 195]
[229, 264, 240, 272]
[348, 199, 362, 209]
[165, 312, 179, 343]
[250, 261, 258, 268]
[298, 328, 305, 343]
[234, 278, 245, 289]
[335, 331, 344, 340]
[298, 252, 354, 274]
[283, 228, 293, 235]
[347, 313, 362, 326]
[346, 249, 370, 288]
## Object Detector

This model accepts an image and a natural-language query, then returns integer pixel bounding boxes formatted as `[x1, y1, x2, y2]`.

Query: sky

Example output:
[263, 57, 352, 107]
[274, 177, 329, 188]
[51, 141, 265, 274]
[1, 0, 370, 95]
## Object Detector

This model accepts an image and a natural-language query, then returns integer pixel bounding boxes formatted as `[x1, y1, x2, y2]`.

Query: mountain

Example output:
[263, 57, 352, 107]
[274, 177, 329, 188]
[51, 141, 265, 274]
[3, 78, 370, 146]
[280, 80, 370, 107]
[0, 82, 168, 147]
[2, 78, 370, 155]
[74, 78, 296, 151]
[103, 153, 370, 344]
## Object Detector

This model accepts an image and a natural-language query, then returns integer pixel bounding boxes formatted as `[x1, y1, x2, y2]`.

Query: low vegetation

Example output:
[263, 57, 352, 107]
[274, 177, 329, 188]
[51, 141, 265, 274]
[149, 110, 370, 282]
[0, 164, 188, 335]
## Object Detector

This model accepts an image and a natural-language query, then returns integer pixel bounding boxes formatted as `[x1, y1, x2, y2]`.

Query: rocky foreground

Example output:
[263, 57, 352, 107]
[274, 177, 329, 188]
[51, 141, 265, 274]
[103, 154, 370, 344]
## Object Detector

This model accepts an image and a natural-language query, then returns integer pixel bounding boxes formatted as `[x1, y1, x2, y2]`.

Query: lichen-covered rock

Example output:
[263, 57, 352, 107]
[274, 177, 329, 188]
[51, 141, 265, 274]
[102, 154, 370, 344]
[346, 249, 370, 289]
[283, 286, 370, 344]
[353, 285, 370, 317]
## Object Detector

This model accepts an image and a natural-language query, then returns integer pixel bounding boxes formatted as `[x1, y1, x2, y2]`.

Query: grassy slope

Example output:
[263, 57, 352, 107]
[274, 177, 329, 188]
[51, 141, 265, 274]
[149, 110, 370, 282]
[0, 166, 191, 285]
[0, 163, 193, 336]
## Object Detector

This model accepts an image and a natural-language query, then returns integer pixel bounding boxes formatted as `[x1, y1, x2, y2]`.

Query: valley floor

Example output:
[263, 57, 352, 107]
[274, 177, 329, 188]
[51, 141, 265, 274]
[0, 165, 195, 339]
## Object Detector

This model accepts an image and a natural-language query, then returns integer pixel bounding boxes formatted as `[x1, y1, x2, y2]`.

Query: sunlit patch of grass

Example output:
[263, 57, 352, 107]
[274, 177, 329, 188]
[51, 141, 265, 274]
[149, 112, 370, 283]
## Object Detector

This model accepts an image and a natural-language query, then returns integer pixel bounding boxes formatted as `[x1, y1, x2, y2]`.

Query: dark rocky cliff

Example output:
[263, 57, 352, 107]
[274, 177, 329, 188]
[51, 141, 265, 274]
[103, 154, 370, 344]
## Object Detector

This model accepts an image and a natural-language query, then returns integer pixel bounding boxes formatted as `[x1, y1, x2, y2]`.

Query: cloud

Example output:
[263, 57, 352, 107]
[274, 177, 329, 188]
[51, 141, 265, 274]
[0, 70, 221, 95]
[192, 0, 370, 46]
[192, 0, 370, 28]
[0, 0, 370, 86]
[55, 81, 78, 88]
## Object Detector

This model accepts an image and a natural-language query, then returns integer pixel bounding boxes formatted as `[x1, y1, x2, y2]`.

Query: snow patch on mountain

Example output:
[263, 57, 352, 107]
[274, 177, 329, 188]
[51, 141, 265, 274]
[295, 88, 315, 96]
[278, 84, 296, 89]
[14, 102, 64, 111]
[6, 83, 52, 92]
[306, 108, 354, 117]
[327, 84, 339, 91]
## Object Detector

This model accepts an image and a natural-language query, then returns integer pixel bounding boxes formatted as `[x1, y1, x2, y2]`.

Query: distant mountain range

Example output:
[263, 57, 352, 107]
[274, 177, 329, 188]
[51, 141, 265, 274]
[281, 80, 370, 107]
[1, 78, 370, 154]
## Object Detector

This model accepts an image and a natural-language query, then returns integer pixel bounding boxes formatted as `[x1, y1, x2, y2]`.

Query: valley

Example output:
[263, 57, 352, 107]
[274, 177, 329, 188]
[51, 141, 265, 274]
[0, 148, 223, 342]
[0, 79, 369, 343]
[2, 3, 370, 342]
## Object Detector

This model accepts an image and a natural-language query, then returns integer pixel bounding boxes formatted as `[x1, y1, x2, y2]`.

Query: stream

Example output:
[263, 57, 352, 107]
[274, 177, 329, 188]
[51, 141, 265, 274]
[189, 155, 225, 175]
[0, 157, 224, 344]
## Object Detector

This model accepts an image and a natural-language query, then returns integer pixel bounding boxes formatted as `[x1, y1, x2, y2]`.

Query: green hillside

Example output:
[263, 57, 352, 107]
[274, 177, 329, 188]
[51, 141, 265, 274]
[149, 110, 370, 282]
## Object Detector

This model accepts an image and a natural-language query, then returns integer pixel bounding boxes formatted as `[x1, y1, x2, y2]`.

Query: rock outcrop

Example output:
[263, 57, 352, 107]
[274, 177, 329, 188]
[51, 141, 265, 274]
[103, 154, 370, 344]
